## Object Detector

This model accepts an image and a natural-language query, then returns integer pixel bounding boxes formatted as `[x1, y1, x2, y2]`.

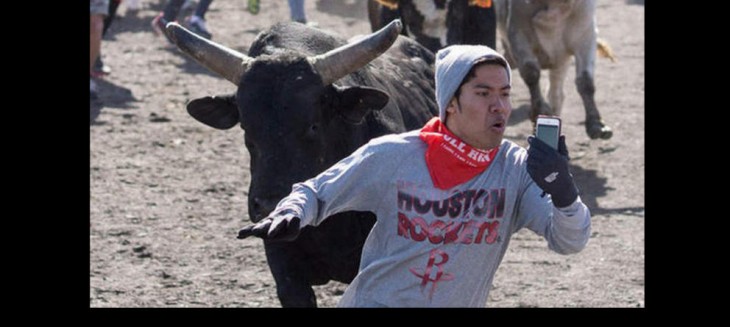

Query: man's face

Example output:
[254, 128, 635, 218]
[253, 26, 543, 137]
[445, 63, 511, 150]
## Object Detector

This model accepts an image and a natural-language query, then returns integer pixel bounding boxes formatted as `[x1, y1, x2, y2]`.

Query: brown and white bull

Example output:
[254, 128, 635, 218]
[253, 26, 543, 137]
[494, 0, 614, 139]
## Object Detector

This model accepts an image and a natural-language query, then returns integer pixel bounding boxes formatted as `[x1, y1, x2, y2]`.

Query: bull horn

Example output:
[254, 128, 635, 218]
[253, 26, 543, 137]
[165, 22, 252, 86]
[310, 19, 402, 85]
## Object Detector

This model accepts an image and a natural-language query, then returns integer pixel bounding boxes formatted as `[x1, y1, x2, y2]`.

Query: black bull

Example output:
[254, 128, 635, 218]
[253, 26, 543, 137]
[164, 21, 438, 307]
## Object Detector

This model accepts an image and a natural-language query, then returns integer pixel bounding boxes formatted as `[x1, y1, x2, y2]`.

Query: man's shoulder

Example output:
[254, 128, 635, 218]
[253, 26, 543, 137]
[366, 129, 423, 149]
[499, 139, 528, 160]
[348, 130, 423, 166]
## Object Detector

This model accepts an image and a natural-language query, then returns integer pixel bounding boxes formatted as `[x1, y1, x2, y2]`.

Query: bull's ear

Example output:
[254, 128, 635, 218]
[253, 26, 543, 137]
[186, 95, 240, 130]
[336, 86, 390, 124]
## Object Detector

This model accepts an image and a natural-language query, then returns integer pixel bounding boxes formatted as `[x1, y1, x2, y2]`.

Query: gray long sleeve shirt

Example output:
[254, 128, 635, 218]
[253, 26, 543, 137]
[271, 130, 591, 307]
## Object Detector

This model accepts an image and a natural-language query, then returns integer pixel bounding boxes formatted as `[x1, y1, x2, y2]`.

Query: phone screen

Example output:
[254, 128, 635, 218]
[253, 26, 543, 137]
[536, 124, 559, 150]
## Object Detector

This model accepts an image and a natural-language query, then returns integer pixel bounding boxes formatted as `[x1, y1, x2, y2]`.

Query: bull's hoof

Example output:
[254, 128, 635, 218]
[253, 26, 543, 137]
[529, 104, 554, 123]
[586, 120, 613, 140]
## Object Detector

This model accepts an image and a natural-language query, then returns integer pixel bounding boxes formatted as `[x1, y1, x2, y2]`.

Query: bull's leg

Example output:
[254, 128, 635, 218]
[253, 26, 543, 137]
[572, 32, 613, 139]
[500, 39, 516, 69]
[575, 69, 612, 139]
[520, 60, 553, 122]
[507, 25, 552, 123]
[264, 241, 317, 307]
[547, 59, 570, 117]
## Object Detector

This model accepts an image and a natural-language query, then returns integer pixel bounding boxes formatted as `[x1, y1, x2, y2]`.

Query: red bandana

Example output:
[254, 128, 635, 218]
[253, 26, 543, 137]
[419, 117, 499, 190]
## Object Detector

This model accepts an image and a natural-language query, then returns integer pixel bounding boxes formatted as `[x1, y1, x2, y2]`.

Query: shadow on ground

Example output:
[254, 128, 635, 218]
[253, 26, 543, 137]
[90, 78, 138, 125]
[90, 98, 104, 124]
[570, 163, 644, 217]
[98, 78, 137, 108]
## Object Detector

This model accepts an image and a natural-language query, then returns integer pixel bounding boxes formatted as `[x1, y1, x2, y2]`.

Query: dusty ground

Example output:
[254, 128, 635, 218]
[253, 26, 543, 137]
[90, 0, 644, 307]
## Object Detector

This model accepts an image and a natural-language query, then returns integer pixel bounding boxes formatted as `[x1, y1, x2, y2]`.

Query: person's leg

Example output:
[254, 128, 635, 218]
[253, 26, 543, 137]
[95, 0, 120, 76]
[153, 0, 185, 42]
[188, 0, 213, 39]
[162, 0, 186, 22]
[194, 0, 213, 19]
[102, 0, 120, 37]
[90, 0, 109, 98]
[90, 14, 102, 96]
[288, 0, 307, 23]
[90, 0, 108, 75]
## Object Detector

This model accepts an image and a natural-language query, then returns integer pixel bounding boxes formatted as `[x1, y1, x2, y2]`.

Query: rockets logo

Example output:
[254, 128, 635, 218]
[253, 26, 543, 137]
[408, 249, 454, 300]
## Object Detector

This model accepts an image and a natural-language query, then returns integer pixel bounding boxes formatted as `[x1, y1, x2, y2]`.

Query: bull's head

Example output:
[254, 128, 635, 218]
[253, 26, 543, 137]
[165, 20, 402, 222]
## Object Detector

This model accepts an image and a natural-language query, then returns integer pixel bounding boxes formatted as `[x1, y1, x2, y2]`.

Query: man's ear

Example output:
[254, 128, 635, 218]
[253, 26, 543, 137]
[335, 86, 390, 124]
[186, 94, 239, 130]
[445, 97, 459, 115]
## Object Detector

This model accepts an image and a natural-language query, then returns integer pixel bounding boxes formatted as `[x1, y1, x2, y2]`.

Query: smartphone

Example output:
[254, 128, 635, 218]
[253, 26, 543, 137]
[535, 115, 561, 150]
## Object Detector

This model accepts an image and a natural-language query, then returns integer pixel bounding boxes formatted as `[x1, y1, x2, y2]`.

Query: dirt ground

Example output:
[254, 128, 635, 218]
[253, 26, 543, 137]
[90, 0, 644, 307]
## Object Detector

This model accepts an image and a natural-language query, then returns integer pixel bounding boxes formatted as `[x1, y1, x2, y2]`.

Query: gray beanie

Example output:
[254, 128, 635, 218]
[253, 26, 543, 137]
[435, 45, 511, 122]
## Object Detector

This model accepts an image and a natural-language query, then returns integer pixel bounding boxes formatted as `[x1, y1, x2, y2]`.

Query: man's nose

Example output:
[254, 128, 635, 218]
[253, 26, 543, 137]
[489, 96, 508, 113]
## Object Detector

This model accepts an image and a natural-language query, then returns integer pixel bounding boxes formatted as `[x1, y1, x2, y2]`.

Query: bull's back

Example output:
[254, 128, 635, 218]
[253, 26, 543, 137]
[495, 0, 596, 69]
[367, 36, 438, 133]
